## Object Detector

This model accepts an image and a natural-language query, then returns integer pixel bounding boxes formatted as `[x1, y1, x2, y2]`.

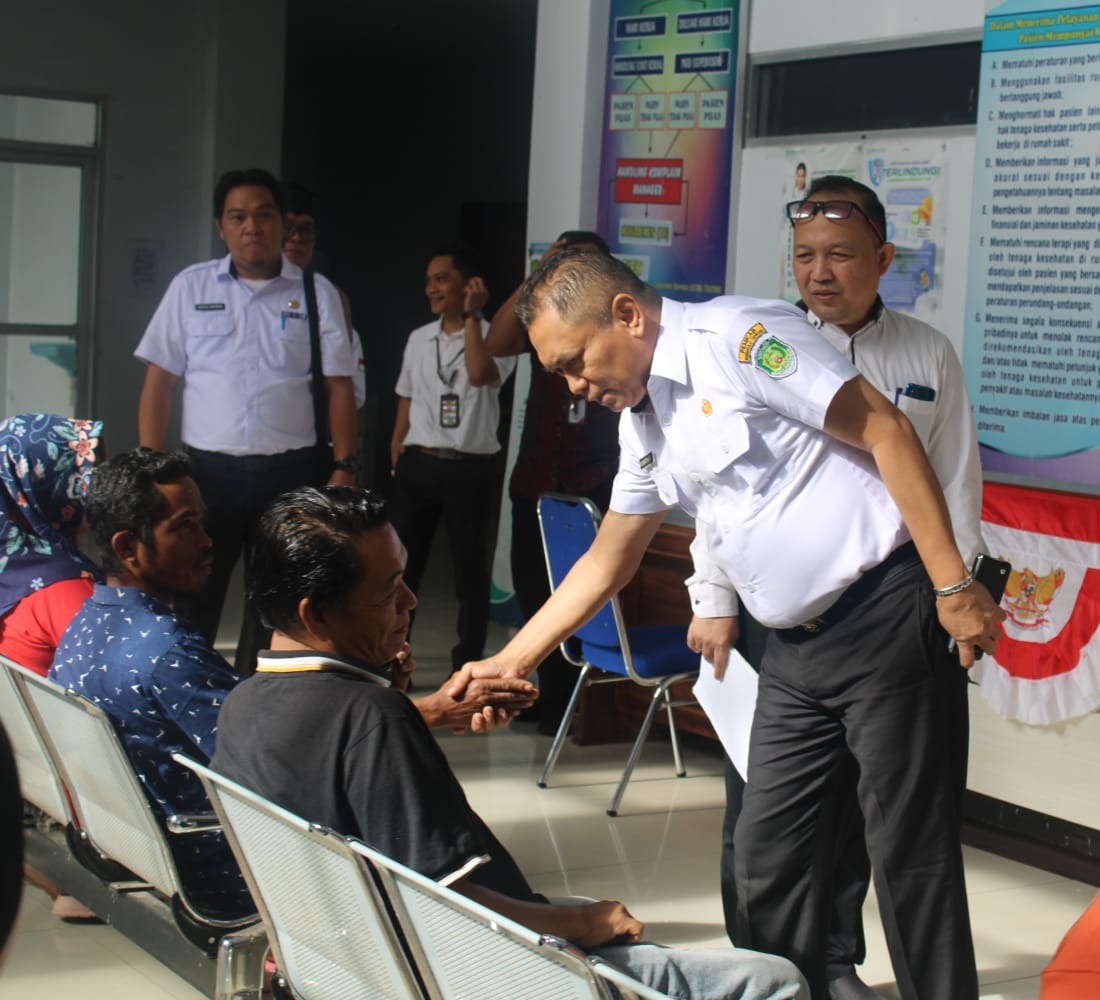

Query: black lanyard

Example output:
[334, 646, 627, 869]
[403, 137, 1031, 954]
[435, 336, 465, 388]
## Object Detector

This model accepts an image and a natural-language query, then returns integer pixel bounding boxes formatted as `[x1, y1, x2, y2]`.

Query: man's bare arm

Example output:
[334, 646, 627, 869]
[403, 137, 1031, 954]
[390, 396, 411, 470]
[485, 238, 566, 358]
[450, 510, 666, 694]
[325, 375, 358, 487]
[455, 879, 644, 949]
[137, 364, 179, 451]
[824, 375, 1005, 666]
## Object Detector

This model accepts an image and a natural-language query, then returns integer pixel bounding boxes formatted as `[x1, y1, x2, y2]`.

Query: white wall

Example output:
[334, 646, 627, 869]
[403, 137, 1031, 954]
[0, 0, 286, 449]
[528, 0, 1099, 832]
[747, 0, 985, 55]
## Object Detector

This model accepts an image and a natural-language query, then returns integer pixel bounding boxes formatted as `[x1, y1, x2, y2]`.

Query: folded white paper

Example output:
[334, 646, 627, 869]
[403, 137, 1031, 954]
[692, 649, 758, 781]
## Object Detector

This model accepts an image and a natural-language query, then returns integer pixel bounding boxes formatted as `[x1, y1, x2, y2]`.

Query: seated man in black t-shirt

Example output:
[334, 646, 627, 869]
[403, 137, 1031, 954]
[212, 486, 806, 1000]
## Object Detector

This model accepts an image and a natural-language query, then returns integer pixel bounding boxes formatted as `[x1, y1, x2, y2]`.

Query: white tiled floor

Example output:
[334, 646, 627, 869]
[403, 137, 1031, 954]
[3, 552, 1095, 998]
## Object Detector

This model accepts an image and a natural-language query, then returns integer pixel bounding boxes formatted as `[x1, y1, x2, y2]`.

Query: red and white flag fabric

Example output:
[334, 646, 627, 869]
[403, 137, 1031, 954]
[972, 482, 1100, 725]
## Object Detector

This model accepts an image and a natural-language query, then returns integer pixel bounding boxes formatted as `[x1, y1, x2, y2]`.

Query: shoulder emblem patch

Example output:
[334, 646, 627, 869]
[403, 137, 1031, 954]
[754, 336, 798, 379]
[738, 322, 767, 363]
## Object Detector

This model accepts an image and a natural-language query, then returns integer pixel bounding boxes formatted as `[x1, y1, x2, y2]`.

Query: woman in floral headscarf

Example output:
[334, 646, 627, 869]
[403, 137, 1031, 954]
[0, 414, 104, 676]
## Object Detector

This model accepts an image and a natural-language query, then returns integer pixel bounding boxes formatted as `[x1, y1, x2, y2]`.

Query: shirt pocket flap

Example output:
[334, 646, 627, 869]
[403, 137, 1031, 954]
[189, 311, 235, 338]
[702, 410, 751, 475]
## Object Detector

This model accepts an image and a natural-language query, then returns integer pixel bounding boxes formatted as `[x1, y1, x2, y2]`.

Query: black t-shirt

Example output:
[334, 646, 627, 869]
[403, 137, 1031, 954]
[212, 655, 536, 901]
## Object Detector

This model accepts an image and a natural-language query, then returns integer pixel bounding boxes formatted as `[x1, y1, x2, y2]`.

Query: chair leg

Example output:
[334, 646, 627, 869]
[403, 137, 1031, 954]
[213, 924, 269, 1000]
[607, 682, 667, 817]
[537, 665, 592, 789]
[664, 688, 686, 778]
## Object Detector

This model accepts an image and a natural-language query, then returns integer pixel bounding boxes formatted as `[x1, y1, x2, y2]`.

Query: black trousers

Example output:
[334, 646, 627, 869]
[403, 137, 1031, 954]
[733, 553, 976, 1000]
[178, 446, 323, 677]
[389, 447, 493, 672]
[721, 605, 870, 983]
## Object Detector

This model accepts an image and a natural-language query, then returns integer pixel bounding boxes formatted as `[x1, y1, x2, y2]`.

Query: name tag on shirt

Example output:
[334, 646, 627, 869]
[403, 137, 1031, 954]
[194, 302, 226, 311]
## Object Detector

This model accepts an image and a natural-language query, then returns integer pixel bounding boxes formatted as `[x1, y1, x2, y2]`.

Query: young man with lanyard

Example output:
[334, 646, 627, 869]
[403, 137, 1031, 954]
[389, 243, 516, 673]
[689, 176, 986, 1000]
[135, 167, 359, 677]
[454, 249, 1005, 1000]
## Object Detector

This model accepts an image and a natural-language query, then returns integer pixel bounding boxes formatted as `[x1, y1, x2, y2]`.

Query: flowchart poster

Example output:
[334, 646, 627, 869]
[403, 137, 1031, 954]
[597, 1, 740, 300]
[963, 0, 1100, 491]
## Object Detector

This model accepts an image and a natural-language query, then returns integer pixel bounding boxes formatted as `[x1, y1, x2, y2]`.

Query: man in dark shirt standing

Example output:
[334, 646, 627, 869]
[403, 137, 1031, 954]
[486, 231, 621, 733]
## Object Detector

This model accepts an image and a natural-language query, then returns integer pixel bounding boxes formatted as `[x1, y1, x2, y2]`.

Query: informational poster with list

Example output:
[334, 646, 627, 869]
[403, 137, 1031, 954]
[963, 0, 1100, 491]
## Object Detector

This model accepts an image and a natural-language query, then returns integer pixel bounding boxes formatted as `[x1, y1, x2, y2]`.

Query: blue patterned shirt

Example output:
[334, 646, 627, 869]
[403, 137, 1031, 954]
[50, 585, 251, 916]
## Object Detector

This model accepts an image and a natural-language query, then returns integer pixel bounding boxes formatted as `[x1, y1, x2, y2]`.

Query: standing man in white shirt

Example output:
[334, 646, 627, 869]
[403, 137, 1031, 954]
[135, 168, 358, 676]
[389, 243, 516, 673]
[692, 175, 985, 1000]
[456, 249, 1005, 1000]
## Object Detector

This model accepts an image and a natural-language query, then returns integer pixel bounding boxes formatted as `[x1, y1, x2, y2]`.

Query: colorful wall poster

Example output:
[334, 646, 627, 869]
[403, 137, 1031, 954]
[963, 0, 1100, 492]
[776, 141, 948, 330]
[597, 1, 741, 300]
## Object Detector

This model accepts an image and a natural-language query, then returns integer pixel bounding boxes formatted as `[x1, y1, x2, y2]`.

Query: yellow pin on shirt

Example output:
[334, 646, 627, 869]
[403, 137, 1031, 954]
[287, 300, 300, 309]
[702, 399, 713, 415]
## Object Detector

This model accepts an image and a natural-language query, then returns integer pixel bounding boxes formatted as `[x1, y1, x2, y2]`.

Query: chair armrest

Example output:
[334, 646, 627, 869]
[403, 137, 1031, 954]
[166, 812, 222, 834]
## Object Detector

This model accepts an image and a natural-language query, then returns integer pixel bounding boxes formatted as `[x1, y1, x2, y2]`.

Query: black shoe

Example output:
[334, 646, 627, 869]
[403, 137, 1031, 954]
[827, 973, 887, 1000]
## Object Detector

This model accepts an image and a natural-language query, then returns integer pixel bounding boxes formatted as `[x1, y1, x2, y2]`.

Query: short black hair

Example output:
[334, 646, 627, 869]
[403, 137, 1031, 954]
[249, 486, 390, 636]
[284, 181, 314, 218]
[85, 448, 191, 576]
[804, 174, 887, 244]
[213, 168, 286, 219]
[428, 242, 483, 282]
[516, 246, 653, 330]
[557, 230, 611, 256]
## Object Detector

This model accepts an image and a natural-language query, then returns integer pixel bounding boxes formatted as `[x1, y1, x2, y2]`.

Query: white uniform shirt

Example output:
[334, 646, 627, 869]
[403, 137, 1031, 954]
[611, 297, 909, 629]
[395, 319, 516, 455]
[135, 254, 356, 456]
[807, 301, 985, 565]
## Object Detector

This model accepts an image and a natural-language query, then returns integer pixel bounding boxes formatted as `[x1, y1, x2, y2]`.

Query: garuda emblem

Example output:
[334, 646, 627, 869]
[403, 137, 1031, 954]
[1004, 564, 1065, 628]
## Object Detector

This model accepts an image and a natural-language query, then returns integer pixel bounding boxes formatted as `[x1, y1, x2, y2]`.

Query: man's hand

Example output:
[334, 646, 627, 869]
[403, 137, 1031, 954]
[936, 581, 1007, 668]
[389, 643, 415, 693]
[686, 615, 739, 680]
[446, 657, 525, 700]
[573, 900, 645, 948]
[463, 276, 489, 315]
[414, 662, 536, 734]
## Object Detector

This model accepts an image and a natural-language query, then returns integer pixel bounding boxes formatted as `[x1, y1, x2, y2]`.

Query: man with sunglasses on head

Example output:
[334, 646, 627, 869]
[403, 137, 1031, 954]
[692, 176, 986, 1000]
[457, 246, 1004, 1000]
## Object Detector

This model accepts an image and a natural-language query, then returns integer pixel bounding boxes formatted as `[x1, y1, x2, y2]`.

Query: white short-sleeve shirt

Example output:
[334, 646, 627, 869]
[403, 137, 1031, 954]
[394, 319, 516, 455]
[134, 254, 356, 456]
[611, 296, 909, 628]
[807, 301, 985, 566]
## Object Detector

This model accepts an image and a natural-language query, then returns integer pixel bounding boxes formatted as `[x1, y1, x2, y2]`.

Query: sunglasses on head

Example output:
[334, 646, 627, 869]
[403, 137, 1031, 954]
[785, 199, 885, 244]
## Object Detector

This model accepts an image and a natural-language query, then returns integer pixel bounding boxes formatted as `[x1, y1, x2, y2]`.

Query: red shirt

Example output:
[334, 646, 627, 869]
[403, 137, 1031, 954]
[509, 357, 621, 501]
[0, 577, 95, 676]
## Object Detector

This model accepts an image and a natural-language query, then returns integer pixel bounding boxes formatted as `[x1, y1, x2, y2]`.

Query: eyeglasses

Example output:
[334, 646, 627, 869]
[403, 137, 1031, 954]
[284, 222, 316, 241]
[785, 199, 885, 244]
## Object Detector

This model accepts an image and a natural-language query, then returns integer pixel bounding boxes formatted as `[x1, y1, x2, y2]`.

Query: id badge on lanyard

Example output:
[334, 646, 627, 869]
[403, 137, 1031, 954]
[440, 393, 461, 428]
[436, 336, 464, 428]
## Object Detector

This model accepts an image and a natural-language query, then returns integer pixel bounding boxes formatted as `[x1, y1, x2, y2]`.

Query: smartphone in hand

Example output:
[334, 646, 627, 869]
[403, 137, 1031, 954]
[948, 553, 1011, 659]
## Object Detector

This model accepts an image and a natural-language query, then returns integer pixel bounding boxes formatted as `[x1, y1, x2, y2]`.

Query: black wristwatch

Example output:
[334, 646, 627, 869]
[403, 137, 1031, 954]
[332, 456, 362, 474]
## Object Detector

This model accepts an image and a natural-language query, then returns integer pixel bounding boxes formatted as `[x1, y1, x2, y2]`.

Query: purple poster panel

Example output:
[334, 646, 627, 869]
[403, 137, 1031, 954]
[597, 2, 739, 301]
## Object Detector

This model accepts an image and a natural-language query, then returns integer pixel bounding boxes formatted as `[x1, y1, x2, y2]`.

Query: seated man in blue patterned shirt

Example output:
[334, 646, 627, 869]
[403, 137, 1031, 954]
[49, 449, 536, 917]
[49, 448, 252, 917]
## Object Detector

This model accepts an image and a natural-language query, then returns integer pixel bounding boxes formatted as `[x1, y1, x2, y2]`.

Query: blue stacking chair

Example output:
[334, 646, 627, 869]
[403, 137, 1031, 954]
[536, 493, 699, 816]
